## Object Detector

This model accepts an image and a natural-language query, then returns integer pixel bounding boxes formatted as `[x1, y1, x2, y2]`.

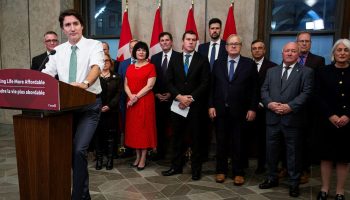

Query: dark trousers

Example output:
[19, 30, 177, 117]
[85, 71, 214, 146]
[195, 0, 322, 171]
[171, 111, 202, 172]
[216, 108, 245, 176]
[155, 100, 171, 158]
[95, 111, 118, 159]
[252, 107, 267, 168]
[71, 98, 101, 200]
[266, 124, 301, 186]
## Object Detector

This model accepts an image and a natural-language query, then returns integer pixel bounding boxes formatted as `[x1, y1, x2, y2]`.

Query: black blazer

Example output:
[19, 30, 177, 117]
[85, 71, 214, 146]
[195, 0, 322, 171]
[31, 52, 47, 71]
[305, 52, 325, 69]
[261, 63, 314, 127]
[166, 52, 210, 113]
[209, 56, 259, 118]
[198, 40, 227, 64]
[151, 50, 181, 94]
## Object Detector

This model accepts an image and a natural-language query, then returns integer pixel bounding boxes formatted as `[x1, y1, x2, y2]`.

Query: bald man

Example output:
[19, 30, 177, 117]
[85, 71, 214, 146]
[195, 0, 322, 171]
[259, 42, 314, 198]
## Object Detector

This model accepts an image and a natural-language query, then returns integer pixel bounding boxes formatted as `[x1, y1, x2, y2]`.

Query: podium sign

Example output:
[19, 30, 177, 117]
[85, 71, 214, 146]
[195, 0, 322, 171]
[0, 69, 60, 110]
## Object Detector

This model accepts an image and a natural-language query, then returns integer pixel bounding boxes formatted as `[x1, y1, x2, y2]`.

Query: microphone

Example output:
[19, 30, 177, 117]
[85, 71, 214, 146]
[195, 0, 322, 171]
[38, 50, 56, 71]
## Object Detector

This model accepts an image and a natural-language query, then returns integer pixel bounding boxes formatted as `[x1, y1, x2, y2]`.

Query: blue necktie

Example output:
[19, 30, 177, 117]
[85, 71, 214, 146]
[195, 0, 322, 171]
[184, 54, 191, 75]
[69, 46, 77, 83]
[229, 60, 235, 81]
[298, 55, 304, 66]
[210, 43, 217, 71]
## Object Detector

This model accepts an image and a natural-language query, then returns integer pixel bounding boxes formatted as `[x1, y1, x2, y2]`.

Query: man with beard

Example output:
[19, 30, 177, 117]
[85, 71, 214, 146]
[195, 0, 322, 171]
[198, 18, 227, 71]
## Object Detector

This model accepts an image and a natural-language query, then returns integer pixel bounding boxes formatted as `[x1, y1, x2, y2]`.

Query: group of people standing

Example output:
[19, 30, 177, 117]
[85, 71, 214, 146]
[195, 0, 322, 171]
[31, 9, 349, 200]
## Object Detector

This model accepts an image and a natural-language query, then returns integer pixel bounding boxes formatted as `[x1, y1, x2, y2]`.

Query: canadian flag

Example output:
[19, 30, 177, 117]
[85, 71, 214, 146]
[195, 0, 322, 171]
[150, 7, 163, 57]
[223, 3, 237, 40]
[117, 10, 133, 61]
[185, 4, 199, 50]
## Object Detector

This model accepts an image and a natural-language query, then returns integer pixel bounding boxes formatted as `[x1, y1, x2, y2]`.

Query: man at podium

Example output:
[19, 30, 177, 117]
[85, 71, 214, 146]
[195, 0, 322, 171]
[42, 9, 104, 200]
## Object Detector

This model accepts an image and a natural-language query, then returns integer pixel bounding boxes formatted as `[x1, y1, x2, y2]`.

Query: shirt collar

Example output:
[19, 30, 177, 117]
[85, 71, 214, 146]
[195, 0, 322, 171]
[228, 55, 240, 63]
[69, 36, 86, 50]
[254, 57, 264, 65]
[210, 39, 221, 46]
[283, 62, 297, 69]
[183, 51, 195, 57]
[163, 49, 173, 57]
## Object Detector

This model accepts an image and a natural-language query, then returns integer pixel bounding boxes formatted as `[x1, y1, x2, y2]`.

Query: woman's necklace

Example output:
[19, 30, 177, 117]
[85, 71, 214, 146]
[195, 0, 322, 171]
[101, 71, 110, 78]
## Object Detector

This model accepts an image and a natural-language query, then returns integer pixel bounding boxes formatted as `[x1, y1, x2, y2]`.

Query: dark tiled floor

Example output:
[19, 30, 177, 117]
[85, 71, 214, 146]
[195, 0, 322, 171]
[1, 123, 349, 199]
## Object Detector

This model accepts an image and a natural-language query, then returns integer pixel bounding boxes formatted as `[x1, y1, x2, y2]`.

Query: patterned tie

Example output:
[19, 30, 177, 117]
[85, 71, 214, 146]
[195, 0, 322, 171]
[69, 45, 77, 83]
[298, 55, 304, 66]
[229, 60, 235, 81]
[161, 54, 168, 76]
[210, 43, 217, 71]
[281, 66, 291, 87]
[184, 54, 191, 75]
[132, 58, 136, 64]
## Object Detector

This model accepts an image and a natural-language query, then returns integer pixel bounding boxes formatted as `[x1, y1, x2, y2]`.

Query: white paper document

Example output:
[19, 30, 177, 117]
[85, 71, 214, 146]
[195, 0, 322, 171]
[171, 100, 190, 118]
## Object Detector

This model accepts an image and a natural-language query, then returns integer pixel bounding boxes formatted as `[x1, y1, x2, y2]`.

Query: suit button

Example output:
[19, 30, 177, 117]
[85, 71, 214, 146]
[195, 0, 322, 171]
[343, 105, 347, 109]
[339, 81, 343, 84]
[184, 82, 188, 85]
[342, 93, 345, 97]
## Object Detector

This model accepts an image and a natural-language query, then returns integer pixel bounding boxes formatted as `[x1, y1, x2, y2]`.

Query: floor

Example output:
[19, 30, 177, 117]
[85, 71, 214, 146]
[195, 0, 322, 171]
[0, 123, 349, 200]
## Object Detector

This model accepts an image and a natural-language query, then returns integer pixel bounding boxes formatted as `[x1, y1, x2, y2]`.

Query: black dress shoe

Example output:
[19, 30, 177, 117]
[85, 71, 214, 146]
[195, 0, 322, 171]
[192, 170, 201, 181]
[95, 158, 103, 170]
[259, 179, 278, 189]
[335, 194, 345, 200]
[106, 159, 113, 170]
[161, 168, 182, 176]
[289, 185, 300, 197]
[317, 191, 328, 200]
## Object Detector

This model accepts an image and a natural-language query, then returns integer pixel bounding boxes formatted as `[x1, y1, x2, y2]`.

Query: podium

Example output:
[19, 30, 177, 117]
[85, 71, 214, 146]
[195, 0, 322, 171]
[0, 69, 96, 200]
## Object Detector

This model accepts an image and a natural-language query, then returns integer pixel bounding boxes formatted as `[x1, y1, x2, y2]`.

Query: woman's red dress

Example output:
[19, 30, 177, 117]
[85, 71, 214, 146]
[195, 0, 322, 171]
[125, 63, 157, 149]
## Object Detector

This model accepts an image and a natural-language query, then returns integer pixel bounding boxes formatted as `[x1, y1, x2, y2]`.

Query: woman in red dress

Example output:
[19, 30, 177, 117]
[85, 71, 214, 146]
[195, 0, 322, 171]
[124, 41, 157, 170]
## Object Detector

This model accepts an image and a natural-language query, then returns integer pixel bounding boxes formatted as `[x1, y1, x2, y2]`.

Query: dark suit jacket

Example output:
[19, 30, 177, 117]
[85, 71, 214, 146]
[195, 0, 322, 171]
[118, 58, 132, 82]
[305, 52, 325, 69]
[166, 52, 210, 114]
[209, 56, 259, 118]
[261, 63, 314, 127]
[258, 58, 277, 87]
[198, 40, 227, 65]
[151, 50, 181, 94]
[31, 52, 47, 71]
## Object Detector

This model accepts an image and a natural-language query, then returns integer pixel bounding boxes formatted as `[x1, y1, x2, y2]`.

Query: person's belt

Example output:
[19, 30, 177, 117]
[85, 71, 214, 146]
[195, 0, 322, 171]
[96, 93, 101, 98]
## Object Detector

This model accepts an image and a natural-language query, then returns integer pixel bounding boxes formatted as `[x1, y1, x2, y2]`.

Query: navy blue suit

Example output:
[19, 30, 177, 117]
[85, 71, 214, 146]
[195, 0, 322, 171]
[117, 58, 132, 131]
[209, 55, 259, 175]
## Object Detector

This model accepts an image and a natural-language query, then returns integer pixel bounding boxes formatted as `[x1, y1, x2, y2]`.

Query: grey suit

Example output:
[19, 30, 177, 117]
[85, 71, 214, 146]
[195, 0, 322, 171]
[261, 63, 313, 186]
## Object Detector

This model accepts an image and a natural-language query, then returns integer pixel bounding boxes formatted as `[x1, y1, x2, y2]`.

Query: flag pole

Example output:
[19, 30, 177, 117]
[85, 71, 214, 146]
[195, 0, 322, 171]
[126, 0, 128, 11]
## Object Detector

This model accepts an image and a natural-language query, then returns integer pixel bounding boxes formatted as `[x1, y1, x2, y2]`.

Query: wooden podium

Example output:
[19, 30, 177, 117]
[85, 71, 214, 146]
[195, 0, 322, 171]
[0, 69, 95, 200]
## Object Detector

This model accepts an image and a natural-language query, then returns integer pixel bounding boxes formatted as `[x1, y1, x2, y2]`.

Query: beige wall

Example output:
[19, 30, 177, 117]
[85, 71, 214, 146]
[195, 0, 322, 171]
[0, 0, 73, 124]
[0, 0, 258, 124]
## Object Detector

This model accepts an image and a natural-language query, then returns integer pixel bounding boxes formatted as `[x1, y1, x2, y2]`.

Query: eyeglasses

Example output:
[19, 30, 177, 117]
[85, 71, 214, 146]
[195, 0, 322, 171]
[226, 42, 242, 47]
[297, 40, 311, 44]
[45, 39, 58, 43]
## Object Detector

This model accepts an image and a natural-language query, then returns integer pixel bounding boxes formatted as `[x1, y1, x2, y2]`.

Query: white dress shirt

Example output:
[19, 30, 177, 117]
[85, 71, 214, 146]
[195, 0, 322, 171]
[208, 39, 221, 61]
[255, 57, 264, 72]
[281, 62, 296, 79]
[183, 51, 195, 68]
[43, 37, 104, 94]
[162, 49, 173, 68]
[227, 55, 240, 75]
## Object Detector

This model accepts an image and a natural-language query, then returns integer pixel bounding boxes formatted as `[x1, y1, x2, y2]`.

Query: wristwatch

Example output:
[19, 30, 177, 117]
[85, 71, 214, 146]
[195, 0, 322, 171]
[82, 80, 90, 88]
